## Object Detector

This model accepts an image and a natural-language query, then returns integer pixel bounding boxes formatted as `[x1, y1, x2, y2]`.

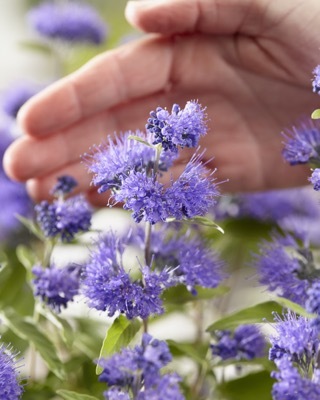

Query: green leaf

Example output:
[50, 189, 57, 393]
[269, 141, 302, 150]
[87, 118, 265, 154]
[312, 109, 320, 119]
[128, 135, 154, 148]
[1, 309, 65, 379]
[218, 371, 274, 400]
[15, 215, 44, 240]
[163, 285, 229, 305]
[19, 40, 53, 55]
[275, 297, 313, 317]
[206, 301, 283, 331]
[56, 390, 100, 400]
[16, 244, 37, 271]
[96, 315, 141, 374]
[167, 340, 208, 365]
[166, 216, 224, 233]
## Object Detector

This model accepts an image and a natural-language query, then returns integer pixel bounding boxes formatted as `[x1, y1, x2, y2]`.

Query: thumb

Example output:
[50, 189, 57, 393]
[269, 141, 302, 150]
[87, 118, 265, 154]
[125, 0, 266, 36]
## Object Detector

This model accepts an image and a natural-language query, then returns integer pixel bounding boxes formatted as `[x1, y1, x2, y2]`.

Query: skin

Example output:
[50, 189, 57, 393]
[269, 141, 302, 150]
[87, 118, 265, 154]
[3, 0, 320, 205]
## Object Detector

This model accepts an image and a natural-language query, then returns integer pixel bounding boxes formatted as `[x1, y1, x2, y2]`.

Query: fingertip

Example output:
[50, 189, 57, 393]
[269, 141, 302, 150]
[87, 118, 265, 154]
[3, 141, 25, 182]
[125, 0, 170, 32]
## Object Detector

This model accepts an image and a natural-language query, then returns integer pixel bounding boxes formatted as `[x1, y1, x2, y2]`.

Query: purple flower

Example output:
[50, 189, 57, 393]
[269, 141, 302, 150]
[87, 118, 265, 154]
[86, 131, 176, 193]
[32, 264, 81, 313]
[1, 82, 41, 118]
[115, 171, 168, 224]
[312, 65, 320, 94]
[51, 175, 78, 196]
[309, 169, 320, 191]
[166, 153, 220, 220]
[272, 356, 320, 400]
[211, 325, 266, 361]
[214, 187, 320, 222]
[0, 341, 23, 399]
[306, 281, 320, 328]
[268, 312, 319, 364]
[99, 334, 184, 399]
[146, 101, 207, 151]
[82, 233, 172, 319]
[254, 234, 312, 305]
[35, 195, 92, 242]
[282, 119, 320, 165]
[28, 1, 107, 45]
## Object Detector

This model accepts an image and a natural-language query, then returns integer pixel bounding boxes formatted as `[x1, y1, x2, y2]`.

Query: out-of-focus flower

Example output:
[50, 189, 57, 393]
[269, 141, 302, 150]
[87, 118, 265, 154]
[211, 325, 266, 361]
[32, 264, 81, 313]
[28, 1, 108, 45]
[282, 119, 320, 165]
[312, 65, 320, 94]
[309, 168, 320, 191]
[51, 175, 78, 197]
[0, 340, 23, 399]
[1, 82, 41, 119]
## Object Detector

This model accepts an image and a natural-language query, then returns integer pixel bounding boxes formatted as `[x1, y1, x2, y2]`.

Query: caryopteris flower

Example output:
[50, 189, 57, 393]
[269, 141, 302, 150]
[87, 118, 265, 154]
[309, 169, 320, 191]
[28, 1, 107, 45]
[254, 234, 314, 305]
[82, 233, 172, 319]
[32, 264, 81, 313]
[35, 194, 92, 242]
[268, 312, 320, 399]
[312, 65, 320, 94]
[98, 334, 184, 399]
[0, 341, 23, 399]
[51, 175, 78, 196]
[1, 82, 40, 118]
[282, 119, 320, 165]
[146, 101, 207, 151]
[211, 325, 266, 361]
[86, 131, 176, 193]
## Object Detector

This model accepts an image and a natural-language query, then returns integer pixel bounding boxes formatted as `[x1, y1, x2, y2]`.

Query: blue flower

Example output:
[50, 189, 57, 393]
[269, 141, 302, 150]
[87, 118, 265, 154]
[146, 101, 207, 151]
[99, 334, 184, 399]
[115, 171, 168, 224]
[35, 195, 92, 242]
[272, 356, 320, 400]
[86, 131, 176, 193]
[254, 234, 312, 305]
[51, 175, 78, 196]
[32, 264, 81, 313]
[211, 325, 266, 361]
[28, 1, 107, 45]
[312, 65, 320, 94]
[1, 82, 41, 118]
[166, 153, 220, 220]
[306, 281, 320, 328]
[82, 233, 172, 319]
[309, 169, 320, 191]
[282, 119, 320, 165]
[0, 341, 23, 399]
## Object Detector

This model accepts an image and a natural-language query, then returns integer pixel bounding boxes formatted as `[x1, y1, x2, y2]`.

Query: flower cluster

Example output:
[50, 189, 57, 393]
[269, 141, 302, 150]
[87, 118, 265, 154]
[32, 263, 81, 313]
[211, 325, 266, 361]
[98, 333, 184, 400]
[268, 312, 320, 399]
[28, 1, 107, 45]
[0, 341, 23, 399]
[81, 232, 173, 320]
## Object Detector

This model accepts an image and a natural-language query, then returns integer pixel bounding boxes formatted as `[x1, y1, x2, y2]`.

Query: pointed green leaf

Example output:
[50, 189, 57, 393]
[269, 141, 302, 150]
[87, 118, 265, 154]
[166, 216, 224, 233]
[56, 390, 100, 400]
[16, 245, 37, 271]
[19, 40, 52, 55]
[163, 285, 229, 305]
[167, 339, 208, 365]
[15, 215, 44, 240]
[128, 135, 154, 148]
[275, 297, 313, 317]
[1, 309, 65, 379]
[206, 301, 283, 331]
[96, 315, 141, 374]
[311, 109, 320, 119]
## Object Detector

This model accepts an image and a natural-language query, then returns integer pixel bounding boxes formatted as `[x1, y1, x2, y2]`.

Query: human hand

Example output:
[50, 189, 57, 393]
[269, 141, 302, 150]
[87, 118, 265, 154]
[4, 0, 320, 205]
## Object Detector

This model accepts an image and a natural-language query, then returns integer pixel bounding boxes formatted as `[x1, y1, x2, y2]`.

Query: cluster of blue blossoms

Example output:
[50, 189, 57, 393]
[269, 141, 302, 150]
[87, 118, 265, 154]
[0, 340, 23, 400]
[98, 333, 184, 400]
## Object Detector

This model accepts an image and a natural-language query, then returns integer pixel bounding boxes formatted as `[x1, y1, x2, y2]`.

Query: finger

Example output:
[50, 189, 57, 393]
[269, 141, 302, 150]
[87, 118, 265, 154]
[125, 0, 267, 36]
[18, 35, 174, 137]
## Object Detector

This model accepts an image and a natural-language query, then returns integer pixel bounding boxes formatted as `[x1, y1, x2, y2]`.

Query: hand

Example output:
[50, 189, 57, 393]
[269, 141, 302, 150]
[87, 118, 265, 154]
[4, 0, 320, 205]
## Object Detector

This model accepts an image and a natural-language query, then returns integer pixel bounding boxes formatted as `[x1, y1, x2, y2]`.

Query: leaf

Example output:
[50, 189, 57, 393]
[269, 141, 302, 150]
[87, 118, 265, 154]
[218, 371, 274, 400]
[56, 390, 100, 400]
[163, 285, 229, 305]
[16, 244, 37, 271]
[167, 340, 208, 365]
[19, 40, 53, 55]
[166, 216, 224, 233]
[1, 309, 65, 379]
[275, 297, 313, 317]
[312, 109, 320, 119]
[128, 135, 154, 148]
[15, 215, 44, 240]
[96, 315, 141, 374]
[206, 301, 284, 331]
